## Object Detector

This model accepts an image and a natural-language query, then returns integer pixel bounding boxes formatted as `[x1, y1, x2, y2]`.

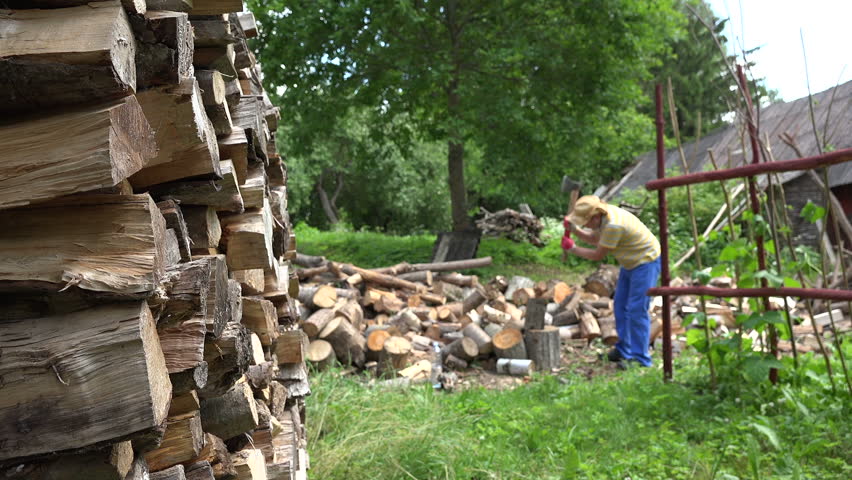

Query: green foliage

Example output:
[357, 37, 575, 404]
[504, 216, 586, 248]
[247, 0, 682, 228]
[306, 354, 851, 479]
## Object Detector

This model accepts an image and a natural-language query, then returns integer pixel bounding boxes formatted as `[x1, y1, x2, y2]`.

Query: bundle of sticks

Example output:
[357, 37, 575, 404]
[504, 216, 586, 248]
[475, 207, 545, 247]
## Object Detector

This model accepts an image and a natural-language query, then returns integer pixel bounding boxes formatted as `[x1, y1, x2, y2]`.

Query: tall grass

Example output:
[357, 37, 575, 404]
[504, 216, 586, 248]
[306, 355, 851, 479]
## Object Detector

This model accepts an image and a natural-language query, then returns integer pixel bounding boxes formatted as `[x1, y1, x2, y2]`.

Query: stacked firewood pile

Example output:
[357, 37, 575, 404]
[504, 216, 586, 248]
[475, 207, 545, 247]
[295, 254, 628, 380]
[0, 4, 309, 480]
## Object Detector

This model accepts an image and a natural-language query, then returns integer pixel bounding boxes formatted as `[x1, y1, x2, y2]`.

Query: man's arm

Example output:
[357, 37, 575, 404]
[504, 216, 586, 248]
[568, 244, 611, 262]
[571, 225, 600, 245]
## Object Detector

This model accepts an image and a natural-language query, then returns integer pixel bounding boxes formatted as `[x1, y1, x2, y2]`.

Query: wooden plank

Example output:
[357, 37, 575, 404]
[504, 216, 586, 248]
[0, 96, 156, 210]
[0, 1, 137, 112]
[0, 302, 171, 461]
[0, 194, 167, 296]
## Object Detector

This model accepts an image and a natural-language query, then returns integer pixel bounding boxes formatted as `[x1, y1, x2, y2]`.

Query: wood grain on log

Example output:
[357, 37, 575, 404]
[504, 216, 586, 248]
[242, 297, 279, 346]
[148, 160, 244, 214]
[0, 302, 170, 461]
[158, 317, 207, 374]
[579, 312, 601, 341]
[150, 465, 186, 480]
[202, 322, 251, 397]
[169, 390, 200, 417]
[157, 200, 193, 262]
[597, 315, 618, 346]
[144, 411, 204, 472]
[492, 328, 526, 359]
[229, 449, 266, 480]
[306, 339, 335, 370]
[188, 434, 236, 479]
[0, 194, 167, 296]
[0, 96, 156, 209]
[462, 322, 493, 355]
[0, 441, 134, 480]
[274, 330, 308, 365]
[196, 69, 234, 136]
[583, 264, 619, 298]
[232, 269, 265, 295]
[184, 461, 216, 480]
[0, 2, 137, 111]
[319, 317, 366, 368]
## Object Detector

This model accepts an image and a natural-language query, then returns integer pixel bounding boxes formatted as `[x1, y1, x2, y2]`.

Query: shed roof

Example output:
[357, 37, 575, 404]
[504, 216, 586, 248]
[603, 80, 852, 200]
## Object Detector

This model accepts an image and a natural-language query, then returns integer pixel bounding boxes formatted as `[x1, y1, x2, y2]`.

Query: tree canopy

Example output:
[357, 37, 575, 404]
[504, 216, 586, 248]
[248, 0, 682, 231]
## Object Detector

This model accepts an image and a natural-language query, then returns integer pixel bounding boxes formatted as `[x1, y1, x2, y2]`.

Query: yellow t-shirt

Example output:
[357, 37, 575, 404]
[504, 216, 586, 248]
[598, 204, 661, 269]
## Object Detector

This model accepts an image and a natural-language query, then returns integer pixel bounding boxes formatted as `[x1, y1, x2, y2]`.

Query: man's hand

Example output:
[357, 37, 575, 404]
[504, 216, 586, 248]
[561, 236, 575, 251]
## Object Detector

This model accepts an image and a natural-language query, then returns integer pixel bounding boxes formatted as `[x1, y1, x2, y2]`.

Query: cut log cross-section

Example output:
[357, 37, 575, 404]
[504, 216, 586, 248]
[0, 96, 156, 210]
[583, 264, 620, 298]
[0, 302, 171, 462]
[157, 200, 193, 262]
[143, 411, 204, 472]
[219, 200, 275, 271]
[492, 327, 527, 360]
[462, 322, 493, 355]
[0, 194, 168, 296]
[241, 297, 279, 346]
[297, 284, 338, 310]
[274, 330, 308, 365]
[306, 339, 336, 370]
[0, 1, 137, 112]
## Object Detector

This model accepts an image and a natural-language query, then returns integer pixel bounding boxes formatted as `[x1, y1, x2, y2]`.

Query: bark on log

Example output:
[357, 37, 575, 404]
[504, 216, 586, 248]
[583, 264, 620, 298]
[434, 272, 478, 287]
[398, 270, 433, 285]
[0, 96, 156, 209]
[245, 361, 275, 390]
[441, 337, 478, 362]
[189, 15, 234, 47]
[495, 358, 534, 376]
[196, 255, 230, 337]
[148, 160, 244, 214]
[184, 461, 216, 480]
[131, 11, 194, 88]
[0, 2, 137, 112]
[462, 285, 488, 314]
[319, 317, 366, 368]
[306, 339, 335, 370]
[0, 302, 171, 462]
[149, 465, 186, 480]
[169, 362, 208, 396]
[201, 322, 251, 398]
[511, 287, 536, 306]
[188, 434, 236, 480]
[157, 200, 193, 262]
[462, 322, 493, 355]
[336, 300, 364, 332]
[524, 327, 561, 372]
[504, 275, 535, 302]
[182, 206, 222, 249]
[492, 328, 527, 359]
[579, 312, 601, 341]
[0, 194, 167, 297]
[196, 69, 234, 136]
[297, 284, 338, 310]
[302, 308, 336, 339]
[143, 411, 204, 472]
[597, 315, 619, 346]
[242, 297, 279, 346]
[193, 44, 236, 78]
[200, 381, 259, 441]
[156, 259, 212, 326]
[524, 298, 548, 331]
[444, 354, 469, 370]
[407, 257, 492, 273]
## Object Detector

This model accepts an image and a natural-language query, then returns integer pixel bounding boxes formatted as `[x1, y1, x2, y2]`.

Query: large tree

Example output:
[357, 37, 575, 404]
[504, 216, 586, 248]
[248, 0, 679, 230]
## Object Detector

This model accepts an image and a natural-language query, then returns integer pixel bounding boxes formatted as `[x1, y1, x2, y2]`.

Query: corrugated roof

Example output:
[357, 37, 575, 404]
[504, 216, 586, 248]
[604, 80, 852, 199]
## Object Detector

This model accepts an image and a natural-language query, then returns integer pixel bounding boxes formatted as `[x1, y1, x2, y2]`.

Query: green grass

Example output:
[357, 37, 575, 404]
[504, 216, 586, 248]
[294, 221, 590, 283]
[306, 354, 851, 479]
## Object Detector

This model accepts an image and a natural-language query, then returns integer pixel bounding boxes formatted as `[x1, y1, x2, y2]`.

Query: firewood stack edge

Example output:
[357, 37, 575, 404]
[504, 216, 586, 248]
[1, 3, 309, 480]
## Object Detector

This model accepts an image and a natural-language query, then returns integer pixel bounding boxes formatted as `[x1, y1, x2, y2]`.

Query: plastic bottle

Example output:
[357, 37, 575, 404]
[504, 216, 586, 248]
[430, 341, 443, 389]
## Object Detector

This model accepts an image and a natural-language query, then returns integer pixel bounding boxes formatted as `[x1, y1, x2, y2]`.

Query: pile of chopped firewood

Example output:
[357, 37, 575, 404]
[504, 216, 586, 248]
[295, 254, 630, 382]
[475, 207, 545, 247]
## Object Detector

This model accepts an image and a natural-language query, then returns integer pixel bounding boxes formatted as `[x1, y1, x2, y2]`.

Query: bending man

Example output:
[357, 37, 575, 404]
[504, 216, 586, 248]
[563, 196, 661, 367]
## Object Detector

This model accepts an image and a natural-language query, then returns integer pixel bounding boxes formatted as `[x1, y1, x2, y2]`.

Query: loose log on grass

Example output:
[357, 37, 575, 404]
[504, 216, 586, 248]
[445, 354, 469, 370]
[524, 326, 560, 371]
[320, 317, 367, 368]
[306, 339, 336, 370]
[492, 328, 527, 359]
[496, 358, 534, 376]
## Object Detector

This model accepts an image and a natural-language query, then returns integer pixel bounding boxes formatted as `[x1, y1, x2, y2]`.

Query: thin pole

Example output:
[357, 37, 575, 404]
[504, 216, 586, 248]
[737, 65, 777, 383]
[655, 84, 672, 381]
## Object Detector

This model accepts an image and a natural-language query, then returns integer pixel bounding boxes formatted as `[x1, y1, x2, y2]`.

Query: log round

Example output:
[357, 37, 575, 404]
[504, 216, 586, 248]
[366, 329, 392, 362]
[492, 328, 527, 359]
[306, 339, 336, 370]
[524, 327, 561, 372]
[583, 264, 619, 298]
[302, 308, 335, 339]
[441, 337, 478, 362]
[579, 312, 601, 341]
[496, 358, 535, 376]
[461, 322, 493, 355]
[379, 336, 412, 374]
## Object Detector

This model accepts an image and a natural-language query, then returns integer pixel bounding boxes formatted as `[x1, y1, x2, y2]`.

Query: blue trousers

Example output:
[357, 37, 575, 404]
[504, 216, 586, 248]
[612, 257, 661, 366]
